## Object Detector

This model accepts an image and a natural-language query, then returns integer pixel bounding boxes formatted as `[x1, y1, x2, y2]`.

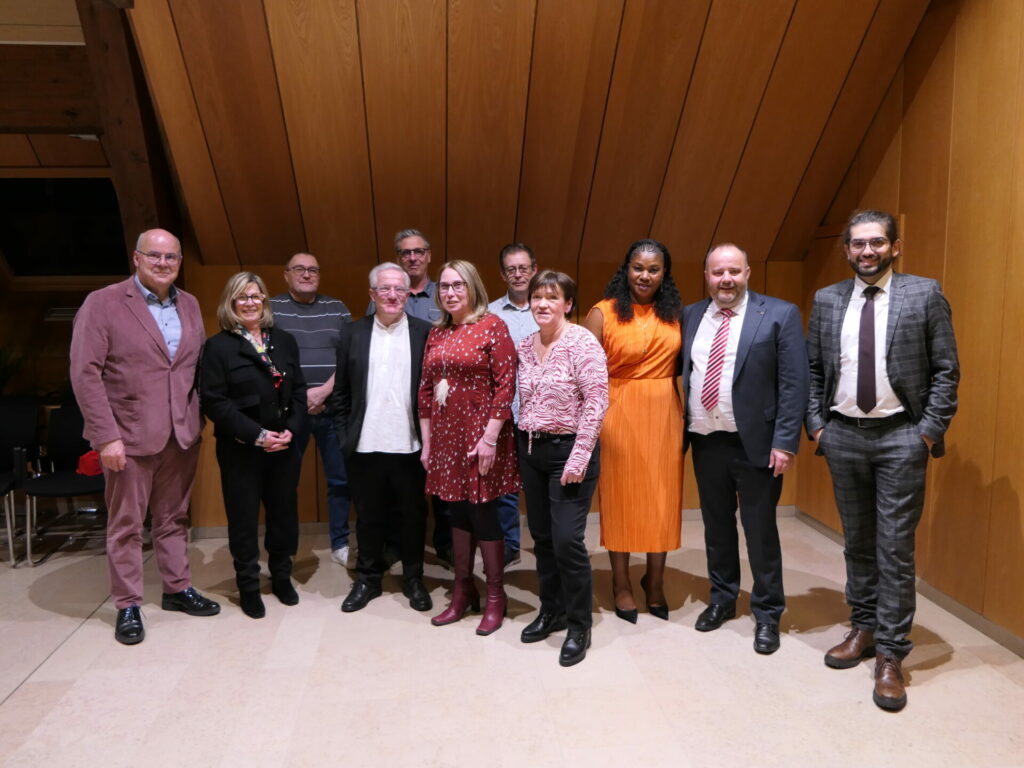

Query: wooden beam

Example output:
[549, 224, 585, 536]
[92, 0, 135, 8]
[75, 0, 177, 251]
[0, 45, 101, 133]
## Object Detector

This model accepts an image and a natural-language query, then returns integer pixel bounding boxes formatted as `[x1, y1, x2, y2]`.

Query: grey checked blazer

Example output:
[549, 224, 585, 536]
[806, 272, 959, 458]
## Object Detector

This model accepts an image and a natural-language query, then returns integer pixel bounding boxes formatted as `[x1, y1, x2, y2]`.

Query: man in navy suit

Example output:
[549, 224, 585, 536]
[681, 243, 809, 655]
[807, 210, 958, 711]
[332, 262, 432, 613]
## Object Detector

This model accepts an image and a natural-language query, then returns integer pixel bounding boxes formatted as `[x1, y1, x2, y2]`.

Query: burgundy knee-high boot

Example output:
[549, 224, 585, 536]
[431, 528, 479, 626]
[476, 540, 507, 636]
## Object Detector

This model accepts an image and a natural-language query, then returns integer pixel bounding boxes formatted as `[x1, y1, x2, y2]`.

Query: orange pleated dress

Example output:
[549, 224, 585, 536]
[593, 299, 683, 552]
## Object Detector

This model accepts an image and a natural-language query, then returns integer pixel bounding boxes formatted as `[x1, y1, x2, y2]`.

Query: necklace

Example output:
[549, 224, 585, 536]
[434, 323, 465, 408]
[635, 306, 654, 355]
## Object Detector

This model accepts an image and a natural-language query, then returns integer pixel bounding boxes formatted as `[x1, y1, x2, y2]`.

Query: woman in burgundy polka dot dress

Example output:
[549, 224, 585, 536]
[418, 260, 521, 635]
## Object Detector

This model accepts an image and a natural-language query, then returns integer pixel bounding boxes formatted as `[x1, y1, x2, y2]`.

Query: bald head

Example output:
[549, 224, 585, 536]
[704, 243, 751, 309]
[132, 229, 182, 301]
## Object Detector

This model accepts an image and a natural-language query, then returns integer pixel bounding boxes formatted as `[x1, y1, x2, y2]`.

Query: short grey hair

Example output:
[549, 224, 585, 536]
[369, 262, 410, 289]
[394, 228, 430, 250]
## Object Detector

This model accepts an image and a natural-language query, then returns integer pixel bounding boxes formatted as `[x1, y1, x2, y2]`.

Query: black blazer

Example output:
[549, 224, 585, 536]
[200, 327, 308, 444]
[680, 291, 809, 467]
[330, 314, 430, 458]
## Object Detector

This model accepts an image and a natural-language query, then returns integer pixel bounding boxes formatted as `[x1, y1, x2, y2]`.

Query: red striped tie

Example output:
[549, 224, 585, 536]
[700, 308, 734, 412]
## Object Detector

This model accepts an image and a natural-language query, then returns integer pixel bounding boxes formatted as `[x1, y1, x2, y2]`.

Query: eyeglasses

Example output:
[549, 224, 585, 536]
[372, 286, 409, 297]
[135, 249, 181, 264]
[287, 265, 320, 275]
[438, 281, 468, 294]
[503, 265, 535, 276]
[397, 247, 429, 259]
[847, 237, 889, 253]
[236, 294, 265, 305]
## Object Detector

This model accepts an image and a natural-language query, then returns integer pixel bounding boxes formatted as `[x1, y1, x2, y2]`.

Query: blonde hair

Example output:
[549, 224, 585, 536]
[434, 260, 488, 328]
[216, 272, 274, 331]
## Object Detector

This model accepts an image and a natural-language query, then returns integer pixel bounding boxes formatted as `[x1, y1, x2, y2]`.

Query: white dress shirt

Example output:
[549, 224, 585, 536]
[687, 292, 749, 435]
[356, 314, 421, 454]
[833, 270, 904, 418]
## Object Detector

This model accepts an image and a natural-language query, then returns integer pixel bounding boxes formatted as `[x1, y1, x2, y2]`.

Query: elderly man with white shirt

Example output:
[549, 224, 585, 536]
[331, 263, 433, 613]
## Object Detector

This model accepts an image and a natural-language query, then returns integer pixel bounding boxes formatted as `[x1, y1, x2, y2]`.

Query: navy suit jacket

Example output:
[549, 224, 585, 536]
[681, 291, 809, 467]
[330, 314, 431, 458]
[805, 271, 959, 458]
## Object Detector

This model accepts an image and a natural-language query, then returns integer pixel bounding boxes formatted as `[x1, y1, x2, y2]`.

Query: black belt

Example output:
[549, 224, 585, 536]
[831, 412, 910, 429]
[519, 429, 576, 442]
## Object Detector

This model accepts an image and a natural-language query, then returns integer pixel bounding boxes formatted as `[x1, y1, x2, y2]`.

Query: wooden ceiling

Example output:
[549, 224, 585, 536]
[120, 0, 927, 304]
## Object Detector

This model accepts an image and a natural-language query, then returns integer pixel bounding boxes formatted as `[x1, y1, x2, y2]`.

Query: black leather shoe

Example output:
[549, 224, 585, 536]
[341, 581, 382, 613]
[240, 590, 265, 619]
[271, 579, 299, 606]
[753, 622, 781, 654]
[161, 587, 221, 616]
[694, 603, 736, 632]
[521, 612, 568, 643]
[403, 577, 433, 611]
[640, 574, 669, 621]
[559, 629, 591, 667]
[115, 605, 144, 645]
[614, 606, 638, 624]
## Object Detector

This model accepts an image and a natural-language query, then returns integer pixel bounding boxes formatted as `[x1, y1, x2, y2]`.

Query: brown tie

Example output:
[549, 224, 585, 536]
[857, 286, 881, 414]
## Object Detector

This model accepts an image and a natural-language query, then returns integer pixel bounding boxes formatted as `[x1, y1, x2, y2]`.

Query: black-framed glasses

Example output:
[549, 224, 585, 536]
[287, 265, 320, 275]
[135, 249, 181, 264]
[438, 281, 468, 294]
[848, 237, 889, 253]
[397, 247, 429, 258]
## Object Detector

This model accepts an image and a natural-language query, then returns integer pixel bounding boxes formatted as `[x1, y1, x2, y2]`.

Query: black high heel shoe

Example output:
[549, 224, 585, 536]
[614, 605, 639, 624]
[640, 574, 669, 621]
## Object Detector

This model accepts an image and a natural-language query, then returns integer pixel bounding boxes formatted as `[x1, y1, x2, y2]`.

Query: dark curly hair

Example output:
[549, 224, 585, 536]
[603, 238, 682, 323]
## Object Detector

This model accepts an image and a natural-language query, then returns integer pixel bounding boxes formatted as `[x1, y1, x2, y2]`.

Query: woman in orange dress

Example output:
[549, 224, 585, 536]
[583, 239, 683, 623]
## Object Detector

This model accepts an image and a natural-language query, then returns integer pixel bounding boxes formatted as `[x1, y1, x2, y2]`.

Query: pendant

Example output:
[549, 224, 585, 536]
[434, 377, 450, 408]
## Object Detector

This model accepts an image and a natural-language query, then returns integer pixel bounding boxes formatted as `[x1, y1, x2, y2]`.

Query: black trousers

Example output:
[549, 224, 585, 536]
[518, 431, 599, 631]
[215, 439, 300, 591]
[348, 451, 427, 586]
[689, 431, 784, 624]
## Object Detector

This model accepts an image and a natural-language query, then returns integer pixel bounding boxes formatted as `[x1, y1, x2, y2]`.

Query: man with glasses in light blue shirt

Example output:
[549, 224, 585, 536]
[487, 243, 539, 565]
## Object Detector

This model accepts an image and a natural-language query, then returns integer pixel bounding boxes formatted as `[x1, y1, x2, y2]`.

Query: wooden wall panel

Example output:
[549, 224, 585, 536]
[653, 0, 794, 265]
[917, 0, 1022, 612]
[515, 0, 623, 278]
[577, 0, 710, 310]
[357, 0, 446, 263]
[986, 37, 1024, 635]
[170, 0, 305, 266]
[264, 0, 377, 311]
[29, 134, 107, 167]
[854, 72, 903, 216]
[0, 0, 81, 43]
[713, 0, 877, 260]
[0, 45, 99, 133]
[446, 0, 535, 283]
[769, 0, 928, 262]
[0, 135, 39, 166]
[128, 0, 238, 266]
[898, 0, 955, 281]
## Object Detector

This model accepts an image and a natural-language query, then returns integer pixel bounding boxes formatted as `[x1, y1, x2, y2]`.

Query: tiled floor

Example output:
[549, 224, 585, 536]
[0, 516, 1021, 767]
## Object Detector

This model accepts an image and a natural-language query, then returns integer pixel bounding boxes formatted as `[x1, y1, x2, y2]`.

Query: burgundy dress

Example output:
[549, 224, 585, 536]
[418, 312, 521, 503]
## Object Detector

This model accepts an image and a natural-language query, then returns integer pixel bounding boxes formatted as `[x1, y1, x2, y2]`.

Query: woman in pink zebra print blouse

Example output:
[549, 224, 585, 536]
[516, 270, 608, 667]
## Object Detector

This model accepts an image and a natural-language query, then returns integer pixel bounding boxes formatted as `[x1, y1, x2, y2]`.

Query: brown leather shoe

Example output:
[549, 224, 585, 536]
[824, 628, 875, 669]
[873, 654, 907, 711]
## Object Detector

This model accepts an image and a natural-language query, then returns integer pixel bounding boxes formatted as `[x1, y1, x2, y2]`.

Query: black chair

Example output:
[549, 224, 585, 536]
[0, 395, 39, 565]
[23, 402, 106, 566]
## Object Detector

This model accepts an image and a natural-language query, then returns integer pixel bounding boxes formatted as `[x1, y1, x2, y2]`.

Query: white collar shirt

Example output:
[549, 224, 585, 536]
[357, 313, 420, 454]
[687, 292, 749, 434]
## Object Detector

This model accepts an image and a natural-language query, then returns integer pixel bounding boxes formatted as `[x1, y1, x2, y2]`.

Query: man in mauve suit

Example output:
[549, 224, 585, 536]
[681, 243, 809, 655]
[807, 209, 959, 712]
[70, 228, 220, 646]
[332, 262, 432, 614]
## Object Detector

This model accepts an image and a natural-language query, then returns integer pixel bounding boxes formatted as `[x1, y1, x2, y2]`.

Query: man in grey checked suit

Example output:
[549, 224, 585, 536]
[807, 209, 959, 712]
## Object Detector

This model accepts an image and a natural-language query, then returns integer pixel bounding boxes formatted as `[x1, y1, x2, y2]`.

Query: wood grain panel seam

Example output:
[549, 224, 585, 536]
[707, 0, 796, 256]
[767, 0, 882, 262]
[351, 0, 380, 264]
[647, 0, 712, 240]
[512, 0, 541, 240]
[443, 0, 450, 259]
[573, 0, 627, 288]
[258, 0, 308, 258]
[165, 0, 242, 269]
